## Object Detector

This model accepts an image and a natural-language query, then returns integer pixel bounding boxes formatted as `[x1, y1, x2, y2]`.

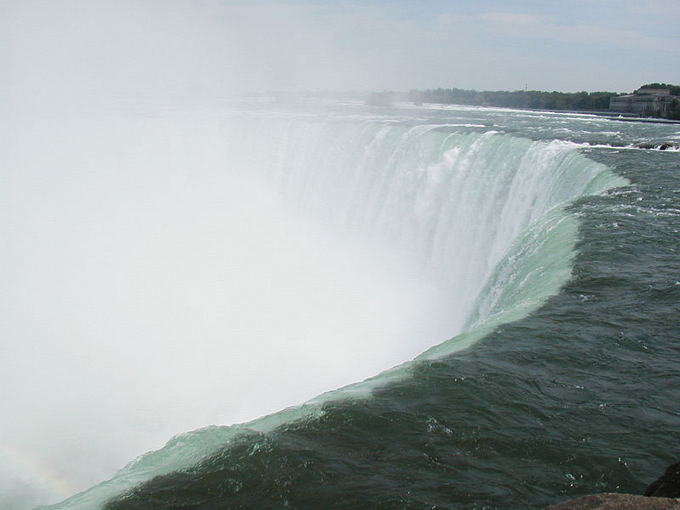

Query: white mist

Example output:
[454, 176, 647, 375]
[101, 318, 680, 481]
[0, 110, 458, 509]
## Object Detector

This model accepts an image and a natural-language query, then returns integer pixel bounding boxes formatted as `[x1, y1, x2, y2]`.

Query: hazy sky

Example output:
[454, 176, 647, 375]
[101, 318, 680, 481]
[3, 0, 680, 105]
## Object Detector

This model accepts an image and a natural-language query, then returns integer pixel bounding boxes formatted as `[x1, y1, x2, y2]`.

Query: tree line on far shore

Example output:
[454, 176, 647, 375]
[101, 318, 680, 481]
[639, 83, 680, 95]
[364, 84, 680, 119]
[405, 88, 616, 111]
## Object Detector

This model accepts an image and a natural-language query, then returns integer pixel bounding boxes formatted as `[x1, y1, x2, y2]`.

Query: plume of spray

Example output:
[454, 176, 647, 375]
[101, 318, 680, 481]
[0, 1, 458, 508]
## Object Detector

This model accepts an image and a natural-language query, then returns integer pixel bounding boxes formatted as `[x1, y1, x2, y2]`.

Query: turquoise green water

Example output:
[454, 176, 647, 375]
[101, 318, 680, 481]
[40, 104, 680, 510]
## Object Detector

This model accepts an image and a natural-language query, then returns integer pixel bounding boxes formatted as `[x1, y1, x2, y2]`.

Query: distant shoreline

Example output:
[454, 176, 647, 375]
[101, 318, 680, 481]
[364, 85, 680, 122]
[495, 106, 680, 125]
[404, 101, 680, 125]
[590, 113, 680, 125]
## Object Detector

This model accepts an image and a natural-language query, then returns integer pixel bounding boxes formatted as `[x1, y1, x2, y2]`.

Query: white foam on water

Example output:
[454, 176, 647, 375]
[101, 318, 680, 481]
[3, 108, 627, 510]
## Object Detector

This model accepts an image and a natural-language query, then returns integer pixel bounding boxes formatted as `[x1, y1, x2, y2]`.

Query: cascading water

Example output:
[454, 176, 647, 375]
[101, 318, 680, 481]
[223, 115, 626, 338]
[34, 108, 628, 510]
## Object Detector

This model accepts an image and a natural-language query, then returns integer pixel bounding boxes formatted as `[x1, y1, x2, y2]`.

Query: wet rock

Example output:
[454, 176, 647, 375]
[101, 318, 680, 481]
[646, 463, 680, 498]
[633, 142, 679, 150]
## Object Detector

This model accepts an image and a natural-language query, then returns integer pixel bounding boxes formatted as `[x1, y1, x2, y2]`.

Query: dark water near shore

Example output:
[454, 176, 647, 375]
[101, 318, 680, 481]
[41, 104, 680, 510]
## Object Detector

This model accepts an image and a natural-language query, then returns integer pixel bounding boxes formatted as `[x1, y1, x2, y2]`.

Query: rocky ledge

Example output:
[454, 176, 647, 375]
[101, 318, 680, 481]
[545, 462, 680, 509]
[546, 493, 680, 510]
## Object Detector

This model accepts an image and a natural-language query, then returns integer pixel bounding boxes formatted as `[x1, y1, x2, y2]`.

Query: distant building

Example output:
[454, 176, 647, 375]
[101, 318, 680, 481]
[610, 87, 676, 117]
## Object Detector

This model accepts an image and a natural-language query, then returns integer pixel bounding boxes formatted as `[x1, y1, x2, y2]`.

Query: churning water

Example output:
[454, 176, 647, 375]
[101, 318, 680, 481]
[3, 101, 679, 510]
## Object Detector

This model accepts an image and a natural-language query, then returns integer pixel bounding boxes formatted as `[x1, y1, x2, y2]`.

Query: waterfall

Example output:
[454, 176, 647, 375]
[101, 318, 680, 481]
[23, 110, 626, 510]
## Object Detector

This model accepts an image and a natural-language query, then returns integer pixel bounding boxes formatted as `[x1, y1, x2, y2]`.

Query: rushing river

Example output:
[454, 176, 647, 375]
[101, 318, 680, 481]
[3, 101, 679, 510]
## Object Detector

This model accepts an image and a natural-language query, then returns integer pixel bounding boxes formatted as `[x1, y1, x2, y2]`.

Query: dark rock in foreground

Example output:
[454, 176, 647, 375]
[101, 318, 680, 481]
[634, 142, 680, 151]
[545, 493, 680, 509]
[646, 463, 680, 498]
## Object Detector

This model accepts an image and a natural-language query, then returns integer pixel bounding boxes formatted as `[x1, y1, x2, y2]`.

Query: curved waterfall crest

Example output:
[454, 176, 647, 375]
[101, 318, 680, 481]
[43, 115, 627, 510]
[225, 117, 625, 329]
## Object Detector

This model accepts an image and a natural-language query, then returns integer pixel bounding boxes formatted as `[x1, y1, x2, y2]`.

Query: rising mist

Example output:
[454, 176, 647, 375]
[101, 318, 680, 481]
[1, 2, 458, 508]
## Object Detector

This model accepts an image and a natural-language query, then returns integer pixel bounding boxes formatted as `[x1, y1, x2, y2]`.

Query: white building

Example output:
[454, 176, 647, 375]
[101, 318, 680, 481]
[610, 87, 677, 117]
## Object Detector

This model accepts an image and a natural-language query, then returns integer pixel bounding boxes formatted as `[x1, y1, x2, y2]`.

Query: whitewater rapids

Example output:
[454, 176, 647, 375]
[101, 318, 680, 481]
[2, 103, 627, 510]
